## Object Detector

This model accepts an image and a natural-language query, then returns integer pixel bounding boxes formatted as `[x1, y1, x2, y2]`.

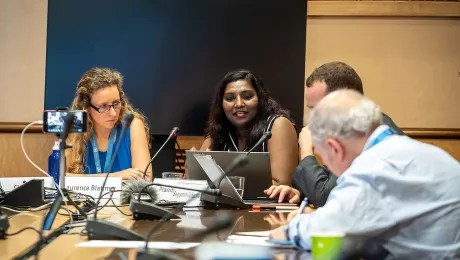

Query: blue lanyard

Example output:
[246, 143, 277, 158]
[91, 127, 117, 173]
[365, 128, 395, 151]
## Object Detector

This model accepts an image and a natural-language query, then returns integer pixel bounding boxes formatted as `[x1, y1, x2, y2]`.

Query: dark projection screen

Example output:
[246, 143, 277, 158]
[44, 0, 306, 135]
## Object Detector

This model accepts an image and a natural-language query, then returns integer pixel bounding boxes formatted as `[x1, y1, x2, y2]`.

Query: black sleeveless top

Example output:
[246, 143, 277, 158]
[222, 115, 295, 152]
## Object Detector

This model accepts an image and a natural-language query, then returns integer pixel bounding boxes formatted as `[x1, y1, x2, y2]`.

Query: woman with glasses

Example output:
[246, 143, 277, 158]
[66, 68, 151, 180]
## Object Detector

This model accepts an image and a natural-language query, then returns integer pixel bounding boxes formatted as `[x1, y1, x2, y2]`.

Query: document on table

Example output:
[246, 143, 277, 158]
[226, 235, 295, 248]
[235, 230, 271, 237]
[76, 240, 199, 250]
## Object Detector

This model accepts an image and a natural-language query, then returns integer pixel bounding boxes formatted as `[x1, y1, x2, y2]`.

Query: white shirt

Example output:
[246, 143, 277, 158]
[287, 125, 460, 259]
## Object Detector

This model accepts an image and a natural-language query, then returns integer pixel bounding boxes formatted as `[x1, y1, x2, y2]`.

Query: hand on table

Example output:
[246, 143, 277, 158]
[264, 185, 300, 203]
[115, 168, 144, 180]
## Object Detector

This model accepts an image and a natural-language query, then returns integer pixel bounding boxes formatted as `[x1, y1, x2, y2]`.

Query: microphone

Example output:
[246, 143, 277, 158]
[128, 179, 222, 221]
[120, 179, 158, 205]
[143, 126, 179, 180]
[85, 113, 145, 241]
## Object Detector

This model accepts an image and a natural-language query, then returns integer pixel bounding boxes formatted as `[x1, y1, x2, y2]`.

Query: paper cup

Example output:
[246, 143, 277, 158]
[311, 232, 345, 260]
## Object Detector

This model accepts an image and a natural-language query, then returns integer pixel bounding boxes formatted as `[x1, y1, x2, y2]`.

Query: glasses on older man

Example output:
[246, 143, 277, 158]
[90, 101, 122, 113]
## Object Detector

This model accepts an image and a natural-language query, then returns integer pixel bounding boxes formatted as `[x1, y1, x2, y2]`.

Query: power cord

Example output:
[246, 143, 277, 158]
[7, 226, 43, 258]
[20, 120, 66, 200]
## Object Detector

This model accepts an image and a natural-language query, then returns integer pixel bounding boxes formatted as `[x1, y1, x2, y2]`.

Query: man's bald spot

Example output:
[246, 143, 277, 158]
[315, 89, 363, 114]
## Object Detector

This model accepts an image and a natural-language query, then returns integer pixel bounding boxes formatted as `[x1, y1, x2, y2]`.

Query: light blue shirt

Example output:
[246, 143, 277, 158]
[287, 125, 460, 258]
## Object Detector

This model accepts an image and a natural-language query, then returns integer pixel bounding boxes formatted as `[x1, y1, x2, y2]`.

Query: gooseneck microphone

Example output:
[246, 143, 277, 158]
[143, 127, 179, 180]
[85, 113, 145, 241]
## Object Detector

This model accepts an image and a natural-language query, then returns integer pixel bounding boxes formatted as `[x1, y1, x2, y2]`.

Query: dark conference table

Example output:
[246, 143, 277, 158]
[8, 206, 311, 259]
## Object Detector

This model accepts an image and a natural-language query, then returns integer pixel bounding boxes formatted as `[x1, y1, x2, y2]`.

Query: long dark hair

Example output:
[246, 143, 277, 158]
[205, 70, 292, 151]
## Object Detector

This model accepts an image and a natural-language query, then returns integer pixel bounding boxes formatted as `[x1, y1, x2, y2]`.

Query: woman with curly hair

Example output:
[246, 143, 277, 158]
[65, 68, 152, 180]
[200, 70, 298, 185]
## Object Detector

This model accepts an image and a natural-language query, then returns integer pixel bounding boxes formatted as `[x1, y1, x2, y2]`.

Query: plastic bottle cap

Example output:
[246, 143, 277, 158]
[53, 141, 60, 150]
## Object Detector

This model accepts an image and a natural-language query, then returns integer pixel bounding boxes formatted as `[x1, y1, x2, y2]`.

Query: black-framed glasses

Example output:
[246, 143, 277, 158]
[90, 101, 122, 113]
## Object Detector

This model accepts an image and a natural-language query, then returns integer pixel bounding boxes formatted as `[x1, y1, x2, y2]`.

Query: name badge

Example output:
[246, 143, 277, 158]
[65, 176, 122, 199]
[153, 179, 209, 207]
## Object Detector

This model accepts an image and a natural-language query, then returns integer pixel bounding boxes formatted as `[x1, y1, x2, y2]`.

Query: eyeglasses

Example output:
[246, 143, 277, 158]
[90, 101, 122, 113]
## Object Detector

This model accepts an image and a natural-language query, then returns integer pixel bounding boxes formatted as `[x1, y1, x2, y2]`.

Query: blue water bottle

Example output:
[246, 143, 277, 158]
[48, 141, 60, 185]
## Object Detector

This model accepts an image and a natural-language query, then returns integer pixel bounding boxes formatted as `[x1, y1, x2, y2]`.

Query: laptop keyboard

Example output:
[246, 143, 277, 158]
[243, 199, 279, 205]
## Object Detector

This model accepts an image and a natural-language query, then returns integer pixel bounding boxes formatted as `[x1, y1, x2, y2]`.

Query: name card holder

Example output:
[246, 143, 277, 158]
[153, 179, 209, 207]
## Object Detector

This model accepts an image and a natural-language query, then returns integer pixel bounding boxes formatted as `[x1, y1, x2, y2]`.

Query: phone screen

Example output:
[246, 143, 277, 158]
[43, 110, 88, 133]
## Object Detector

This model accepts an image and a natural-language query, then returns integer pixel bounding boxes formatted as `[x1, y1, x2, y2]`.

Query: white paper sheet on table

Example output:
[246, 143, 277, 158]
[76, 240, 199, 250]
[235, 230, 270, 237]
[226, 235, 295, 248]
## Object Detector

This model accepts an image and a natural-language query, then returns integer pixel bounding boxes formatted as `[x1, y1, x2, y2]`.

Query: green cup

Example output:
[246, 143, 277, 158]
[311, 232, 345, 260]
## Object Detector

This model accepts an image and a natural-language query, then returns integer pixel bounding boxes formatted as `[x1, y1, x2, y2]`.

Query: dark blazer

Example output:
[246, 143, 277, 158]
[292, 113, 404, 208]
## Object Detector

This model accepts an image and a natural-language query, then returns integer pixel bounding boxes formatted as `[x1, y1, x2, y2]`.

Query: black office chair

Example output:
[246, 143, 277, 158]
[149, 134, 177, 180]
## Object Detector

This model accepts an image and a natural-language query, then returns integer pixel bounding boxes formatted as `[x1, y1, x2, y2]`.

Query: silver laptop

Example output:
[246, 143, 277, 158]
[187, 150, 272, 199]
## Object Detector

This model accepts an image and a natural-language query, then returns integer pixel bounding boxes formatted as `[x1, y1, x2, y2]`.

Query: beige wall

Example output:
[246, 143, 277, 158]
[0, 0, 47, 122]
[305, 17, 460, 128]
[1, 2, 459, 129]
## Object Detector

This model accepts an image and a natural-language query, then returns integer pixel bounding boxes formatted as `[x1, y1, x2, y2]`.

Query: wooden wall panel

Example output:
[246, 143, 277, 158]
[308, 1, 460, 17]
[1, 125, 458, 177]
[0, 133, 55, 177]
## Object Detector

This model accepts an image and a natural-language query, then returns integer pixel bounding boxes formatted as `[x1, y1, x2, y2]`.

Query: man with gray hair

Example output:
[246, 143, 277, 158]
[269, 90, 460, 258]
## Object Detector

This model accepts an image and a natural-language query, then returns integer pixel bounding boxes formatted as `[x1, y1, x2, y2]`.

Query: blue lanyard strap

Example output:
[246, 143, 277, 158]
[365, 128, 396, 151]
[91, 127, 117, 173]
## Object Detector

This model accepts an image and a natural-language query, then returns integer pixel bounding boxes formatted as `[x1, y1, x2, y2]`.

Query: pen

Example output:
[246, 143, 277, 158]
[298, 197, 309, 214]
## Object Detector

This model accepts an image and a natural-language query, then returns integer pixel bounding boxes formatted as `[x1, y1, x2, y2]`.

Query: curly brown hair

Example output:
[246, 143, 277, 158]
[67, 68, 149, 174]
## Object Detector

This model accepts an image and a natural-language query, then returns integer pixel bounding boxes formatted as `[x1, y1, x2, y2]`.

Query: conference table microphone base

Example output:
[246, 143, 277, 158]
[200, 193, 249, 210]
[130, 201, 181, 221]
[86, 219, 144, 241]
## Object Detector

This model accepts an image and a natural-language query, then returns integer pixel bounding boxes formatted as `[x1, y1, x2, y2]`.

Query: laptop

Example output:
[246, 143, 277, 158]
[186, 150, 272, 199]
[192, 153, 289, 207]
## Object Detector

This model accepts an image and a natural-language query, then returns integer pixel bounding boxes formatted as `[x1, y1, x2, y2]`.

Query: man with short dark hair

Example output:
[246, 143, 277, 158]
[264, 61, 404, 207]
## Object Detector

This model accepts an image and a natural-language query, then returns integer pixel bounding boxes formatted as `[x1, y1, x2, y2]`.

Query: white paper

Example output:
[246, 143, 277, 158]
[76, 240, 200, 249]
[235, 231, 270, 237]
[226, 235, 294, 248]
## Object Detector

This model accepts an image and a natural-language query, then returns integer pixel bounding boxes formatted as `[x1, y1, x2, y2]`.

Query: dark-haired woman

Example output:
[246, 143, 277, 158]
[200, 70, 298, 185]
